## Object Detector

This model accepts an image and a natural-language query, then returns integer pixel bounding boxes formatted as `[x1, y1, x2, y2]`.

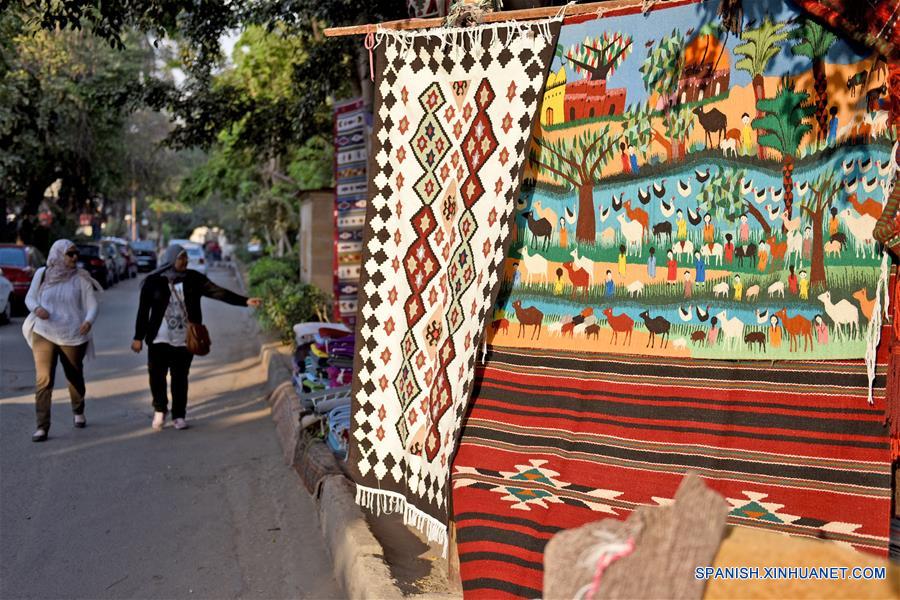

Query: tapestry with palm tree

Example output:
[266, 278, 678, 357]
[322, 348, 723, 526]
[489, 0, 895, 362]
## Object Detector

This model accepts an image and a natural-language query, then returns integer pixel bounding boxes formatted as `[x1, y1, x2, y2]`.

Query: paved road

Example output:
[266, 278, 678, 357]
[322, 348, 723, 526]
[0, 267, 340, 599]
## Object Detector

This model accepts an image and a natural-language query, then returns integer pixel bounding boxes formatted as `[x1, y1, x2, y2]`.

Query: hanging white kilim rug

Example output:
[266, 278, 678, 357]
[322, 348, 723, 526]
[349, 17, 562, 550]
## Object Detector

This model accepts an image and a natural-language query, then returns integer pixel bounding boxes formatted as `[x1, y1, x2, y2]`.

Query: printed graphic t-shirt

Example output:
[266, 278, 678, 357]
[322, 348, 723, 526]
[154, 282, 187, 347]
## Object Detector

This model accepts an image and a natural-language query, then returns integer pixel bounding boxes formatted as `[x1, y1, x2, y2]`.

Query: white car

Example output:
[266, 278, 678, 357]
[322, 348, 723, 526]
[0, 268, 13, 324]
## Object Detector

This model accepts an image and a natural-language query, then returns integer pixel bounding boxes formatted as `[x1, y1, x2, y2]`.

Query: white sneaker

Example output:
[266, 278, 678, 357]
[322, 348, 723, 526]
[173, 418, 188, 430]
[152, 412, 165, 431]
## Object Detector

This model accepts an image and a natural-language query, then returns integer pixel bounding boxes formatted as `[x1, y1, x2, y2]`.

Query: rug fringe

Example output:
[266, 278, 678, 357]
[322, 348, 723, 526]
[870, 151, 898, 405]
[355, 484, 449, 557]
[866, 251, 889, 404]
[373, 10, 564, 60]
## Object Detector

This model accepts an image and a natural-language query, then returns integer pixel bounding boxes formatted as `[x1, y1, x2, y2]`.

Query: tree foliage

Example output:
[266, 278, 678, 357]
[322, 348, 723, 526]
[564, 32, 632, 81]
[530, 126, 616, 242]
[753, 79, 814, 157]
[790, 18, 836, 62]
[697, 167, 746, 221]
[622, 103, 654, 159]
[697, 167, 772, 235]
[0, 11, 157, 238]
[639, 29, 685, 102]
[733, 17, 789, 79]
[3, 0, 400, 251]
[791, 17, 836, 143]
[530, 126, 615, 190]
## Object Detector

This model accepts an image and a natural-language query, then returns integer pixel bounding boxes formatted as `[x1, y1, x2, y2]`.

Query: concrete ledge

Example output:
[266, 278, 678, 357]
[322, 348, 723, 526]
[319, 476, 403, 600]
[270, 381, 300, 466]
[258, 338, 404, 599]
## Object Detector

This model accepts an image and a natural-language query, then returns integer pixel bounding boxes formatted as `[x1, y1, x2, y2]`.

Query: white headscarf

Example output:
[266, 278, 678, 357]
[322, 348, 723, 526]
[43, 239, 101, 289]
[44, 239, 78, 285]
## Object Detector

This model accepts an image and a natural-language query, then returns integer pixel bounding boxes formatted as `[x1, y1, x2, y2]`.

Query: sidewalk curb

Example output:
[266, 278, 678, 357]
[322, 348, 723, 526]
[234, 260, 403, 599]
[260, 344, 403, 599]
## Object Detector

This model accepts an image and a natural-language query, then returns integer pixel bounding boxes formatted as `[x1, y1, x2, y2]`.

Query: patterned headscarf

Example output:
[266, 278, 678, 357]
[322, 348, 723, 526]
[43, 239, 102, 289]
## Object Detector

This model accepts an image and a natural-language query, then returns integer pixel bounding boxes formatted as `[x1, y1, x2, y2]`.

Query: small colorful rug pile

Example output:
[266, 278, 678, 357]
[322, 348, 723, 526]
[348, 18, 562, 548]
[333, 98, 370, 325]
[452, 344, 892, 598]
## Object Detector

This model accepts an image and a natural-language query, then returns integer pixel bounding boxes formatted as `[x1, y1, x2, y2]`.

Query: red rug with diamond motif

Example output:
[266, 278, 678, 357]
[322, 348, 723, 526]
[452, 339, 892, 599]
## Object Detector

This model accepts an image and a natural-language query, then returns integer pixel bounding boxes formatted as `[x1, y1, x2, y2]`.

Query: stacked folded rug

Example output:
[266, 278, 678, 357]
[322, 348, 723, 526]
[292, 322, 356, 458]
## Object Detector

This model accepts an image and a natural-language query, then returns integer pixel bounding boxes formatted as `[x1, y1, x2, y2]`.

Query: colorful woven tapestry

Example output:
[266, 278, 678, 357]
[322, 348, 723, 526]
[451, 1, 895, 597]
[492, 0, 895, 365]
[452, 344, 892, 598]
[333, 98, 370, 325]
[349, 18, 562, 548]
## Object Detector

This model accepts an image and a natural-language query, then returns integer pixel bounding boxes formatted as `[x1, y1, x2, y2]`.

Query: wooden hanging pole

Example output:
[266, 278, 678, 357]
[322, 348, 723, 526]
[323, 0, 678, 37]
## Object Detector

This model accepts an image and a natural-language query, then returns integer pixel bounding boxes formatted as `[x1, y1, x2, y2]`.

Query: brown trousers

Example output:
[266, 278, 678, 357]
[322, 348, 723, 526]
[33, 333, 88, 431]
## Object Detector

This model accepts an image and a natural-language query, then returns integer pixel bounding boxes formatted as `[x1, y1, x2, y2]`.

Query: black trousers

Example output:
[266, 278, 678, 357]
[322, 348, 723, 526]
[148, 343, 194, 419]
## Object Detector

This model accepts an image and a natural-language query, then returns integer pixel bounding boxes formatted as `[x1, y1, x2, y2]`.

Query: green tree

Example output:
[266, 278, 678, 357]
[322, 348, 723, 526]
[791, 18, 837, 143]
[753, 79, 814, 220]
[799, 172, 839, 289]
[639, 29, 688, 160]
[696, 167, 772, 235]
[564, 32, 632, 81]
[734, 17, 790, 159]
[529, 126, 617, 243]
[175, 26, 336, 256]
[622, 103, 654, 160]
[0, 13, 155, 241]
[2, 0, 405, 252]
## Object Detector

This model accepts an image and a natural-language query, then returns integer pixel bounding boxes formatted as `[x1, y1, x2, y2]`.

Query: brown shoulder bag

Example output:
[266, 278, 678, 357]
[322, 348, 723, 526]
[169, 282, 211, 356]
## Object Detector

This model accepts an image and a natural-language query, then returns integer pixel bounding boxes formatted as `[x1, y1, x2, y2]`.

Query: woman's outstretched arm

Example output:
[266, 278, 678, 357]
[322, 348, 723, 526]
[200, 276, 250, 307]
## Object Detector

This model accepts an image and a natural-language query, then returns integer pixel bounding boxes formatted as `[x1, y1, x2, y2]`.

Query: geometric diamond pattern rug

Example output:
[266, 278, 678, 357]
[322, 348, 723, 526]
[349, 18, 562, 550]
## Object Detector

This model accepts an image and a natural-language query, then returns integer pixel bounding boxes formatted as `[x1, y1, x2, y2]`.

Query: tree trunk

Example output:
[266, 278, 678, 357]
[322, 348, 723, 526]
[575, 182, 596, 243]
[782, 154, 795, 220]
[651, 128, 673, 161]
[743, 202, 772, 236]
[812, 59, 828, 142]
[23, 177, 48, 217]
[0, 195, 8, 242]
[753, 74, 766, 159]
[810, 207, 826, 289]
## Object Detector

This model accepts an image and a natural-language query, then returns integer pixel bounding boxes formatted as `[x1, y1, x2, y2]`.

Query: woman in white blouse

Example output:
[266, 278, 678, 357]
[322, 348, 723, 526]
[24, 239, 101, 442]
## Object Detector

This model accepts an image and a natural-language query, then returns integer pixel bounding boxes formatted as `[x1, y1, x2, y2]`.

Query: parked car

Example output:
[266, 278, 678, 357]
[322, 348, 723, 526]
[100, 240, 127, 282]
[75, 243, 116, 288]
[0, 244, 45, 310]
[132, 240, 158, 272]
[115, 241, 138, 279]
[0, 268, 13, 324]
[170, 239, 208, 275]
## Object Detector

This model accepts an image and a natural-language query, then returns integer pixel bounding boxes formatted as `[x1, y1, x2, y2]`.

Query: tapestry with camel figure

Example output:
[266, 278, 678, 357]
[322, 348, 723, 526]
[348, 19, 561, 551]
[452, 342, 892, 598]
[492, 0, 896, 362]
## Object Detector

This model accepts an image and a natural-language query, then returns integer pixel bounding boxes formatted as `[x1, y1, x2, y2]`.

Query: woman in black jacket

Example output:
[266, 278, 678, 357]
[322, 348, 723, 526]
[132, 244, 261, 431]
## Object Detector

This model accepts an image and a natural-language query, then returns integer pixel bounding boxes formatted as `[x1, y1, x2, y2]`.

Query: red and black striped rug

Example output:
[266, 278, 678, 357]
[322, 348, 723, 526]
[452, 345, 892, 599]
